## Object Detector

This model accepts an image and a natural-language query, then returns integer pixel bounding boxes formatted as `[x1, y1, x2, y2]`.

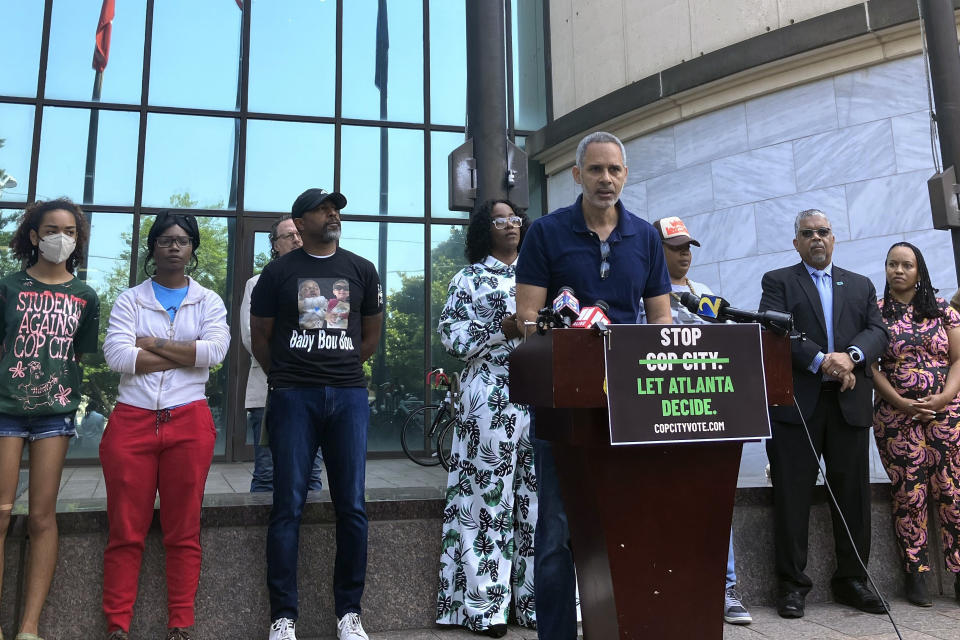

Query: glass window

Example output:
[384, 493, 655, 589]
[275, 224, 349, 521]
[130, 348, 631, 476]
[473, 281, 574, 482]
[430, 131, 469, 220]
[430, 223, 468, 391]
[429, 0, 466, 126]
[142, 114, 237, 209]
[244, 229, 272, 448]
[253, 230, 272, 275]
[72, 212, 133, 460]
[148, 0, 242, 110]
[35, 107, 139, 205]
[512, 0, 547, 131]
[342, 220, 424, 452]
[135, 213, 236, 456]
[0, 2, 44, 97]
[248, 0, 336, 116]
[0, 211, 22, 278]
[0, 104, 36, 203]
[244, 120, 334, 212]
[341, 0, 424, 123]
[340, 126, 424, 216]
[45, 0, 146, 104]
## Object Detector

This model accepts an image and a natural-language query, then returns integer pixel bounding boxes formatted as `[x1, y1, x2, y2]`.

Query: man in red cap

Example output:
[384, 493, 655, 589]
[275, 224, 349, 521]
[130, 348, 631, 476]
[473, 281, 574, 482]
[637, 216, 752, 626]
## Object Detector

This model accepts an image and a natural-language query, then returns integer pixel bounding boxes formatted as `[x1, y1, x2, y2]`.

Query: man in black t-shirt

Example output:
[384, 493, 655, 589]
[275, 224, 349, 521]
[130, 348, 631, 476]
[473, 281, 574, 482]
[251, 188, 384, 640]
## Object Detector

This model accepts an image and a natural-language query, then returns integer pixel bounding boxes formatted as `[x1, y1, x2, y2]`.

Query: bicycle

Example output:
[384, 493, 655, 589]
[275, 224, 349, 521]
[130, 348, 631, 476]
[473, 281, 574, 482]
[400, 368, 460, 471]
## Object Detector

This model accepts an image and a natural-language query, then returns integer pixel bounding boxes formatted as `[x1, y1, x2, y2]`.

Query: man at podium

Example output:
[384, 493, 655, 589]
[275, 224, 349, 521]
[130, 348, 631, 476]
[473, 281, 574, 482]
[515, 131, 672, 640]
[759, 209, 888, 619]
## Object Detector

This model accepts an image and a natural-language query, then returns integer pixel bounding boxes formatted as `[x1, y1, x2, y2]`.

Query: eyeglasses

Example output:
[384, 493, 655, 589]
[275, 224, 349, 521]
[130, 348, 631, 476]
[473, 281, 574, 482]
[600, 241, 610, 280]
[491, 216, 523, 230]
[274, 231, 301, 243]
[798, 227, 832, 239]
[155, 236, 192, 248]
[333, 285, 348, 291]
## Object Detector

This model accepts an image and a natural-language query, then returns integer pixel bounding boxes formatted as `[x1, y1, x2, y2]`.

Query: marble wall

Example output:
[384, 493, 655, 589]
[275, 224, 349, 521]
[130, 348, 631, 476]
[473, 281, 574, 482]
[546, 54, 955, 313]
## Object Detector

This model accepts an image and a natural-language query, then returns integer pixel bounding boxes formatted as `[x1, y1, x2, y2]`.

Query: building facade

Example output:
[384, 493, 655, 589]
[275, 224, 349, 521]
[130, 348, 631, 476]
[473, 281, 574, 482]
[531, 0, 956, 483]
[0, 0, 547, 463]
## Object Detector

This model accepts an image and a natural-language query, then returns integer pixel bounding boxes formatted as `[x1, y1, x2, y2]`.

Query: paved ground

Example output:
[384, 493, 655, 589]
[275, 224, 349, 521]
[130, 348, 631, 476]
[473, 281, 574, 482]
[29, 437, 897, 504]
[16, 458, 451, 505]
[294, 598, 960, 639]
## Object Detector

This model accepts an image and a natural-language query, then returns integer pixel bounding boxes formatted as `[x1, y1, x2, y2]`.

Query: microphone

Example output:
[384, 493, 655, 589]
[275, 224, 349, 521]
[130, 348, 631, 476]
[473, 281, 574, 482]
[572, 300, 612, 330]
[677, 292, 793, 335]
[552, 286, 581, 326]
[536, 307, 560, 334]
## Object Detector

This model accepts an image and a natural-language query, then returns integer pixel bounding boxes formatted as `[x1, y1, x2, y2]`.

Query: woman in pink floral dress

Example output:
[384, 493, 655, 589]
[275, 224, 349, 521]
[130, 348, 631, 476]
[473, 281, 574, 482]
[873, 241, 960, 607]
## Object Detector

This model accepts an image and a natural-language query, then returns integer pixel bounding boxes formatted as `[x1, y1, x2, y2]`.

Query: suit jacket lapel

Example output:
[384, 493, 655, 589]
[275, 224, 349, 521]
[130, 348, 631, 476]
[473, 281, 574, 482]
[831, 265, 845, 335]
[795, 262, 828, 338]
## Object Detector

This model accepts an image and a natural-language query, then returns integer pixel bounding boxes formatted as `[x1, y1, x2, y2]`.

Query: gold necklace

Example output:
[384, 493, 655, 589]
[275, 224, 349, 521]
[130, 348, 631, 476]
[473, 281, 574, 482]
[669, 278, 698, 305]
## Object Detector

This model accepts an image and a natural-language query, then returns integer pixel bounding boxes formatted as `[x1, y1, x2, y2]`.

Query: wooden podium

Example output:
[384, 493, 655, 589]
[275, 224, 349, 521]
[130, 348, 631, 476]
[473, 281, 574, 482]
[510, 327, 790, 639]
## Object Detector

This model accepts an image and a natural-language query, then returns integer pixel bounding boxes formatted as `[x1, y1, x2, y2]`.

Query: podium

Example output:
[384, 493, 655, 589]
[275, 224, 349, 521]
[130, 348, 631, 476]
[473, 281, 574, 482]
[510, 326, 790, 639]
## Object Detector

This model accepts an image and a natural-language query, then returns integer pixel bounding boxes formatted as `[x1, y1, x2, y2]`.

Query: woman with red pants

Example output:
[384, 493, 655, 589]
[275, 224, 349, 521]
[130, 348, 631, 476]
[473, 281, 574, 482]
[101, 211, 229, 640]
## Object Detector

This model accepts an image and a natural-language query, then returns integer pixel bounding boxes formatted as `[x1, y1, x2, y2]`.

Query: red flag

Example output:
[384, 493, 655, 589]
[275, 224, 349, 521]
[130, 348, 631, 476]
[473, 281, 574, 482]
[92, 0, 115, 72]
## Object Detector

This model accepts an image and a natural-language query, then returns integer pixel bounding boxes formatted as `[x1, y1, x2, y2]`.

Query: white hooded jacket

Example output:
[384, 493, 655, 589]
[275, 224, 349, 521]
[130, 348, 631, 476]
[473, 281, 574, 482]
[103, 277, 230, 410]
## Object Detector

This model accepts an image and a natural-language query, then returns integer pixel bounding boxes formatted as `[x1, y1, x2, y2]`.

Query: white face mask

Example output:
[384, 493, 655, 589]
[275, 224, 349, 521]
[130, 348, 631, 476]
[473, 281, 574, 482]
[37, 233, 77, 265]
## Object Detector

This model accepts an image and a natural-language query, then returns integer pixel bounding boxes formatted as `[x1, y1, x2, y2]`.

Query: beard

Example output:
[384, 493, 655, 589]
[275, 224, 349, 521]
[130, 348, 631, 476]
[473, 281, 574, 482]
[321, 226, 341, 243]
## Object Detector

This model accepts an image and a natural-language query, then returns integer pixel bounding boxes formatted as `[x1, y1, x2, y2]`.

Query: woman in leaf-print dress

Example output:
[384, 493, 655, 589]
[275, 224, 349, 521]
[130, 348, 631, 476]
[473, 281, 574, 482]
[435, 200, 536, 637]
[872, 242, 960, 607]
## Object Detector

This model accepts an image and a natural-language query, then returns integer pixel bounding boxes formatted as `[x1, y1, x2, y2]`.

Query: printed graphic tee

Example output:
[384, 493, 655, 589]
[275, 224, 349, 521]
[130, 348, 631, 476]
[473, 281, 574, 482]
[0, 272, 100, 416]
[251, 248, 383, 387]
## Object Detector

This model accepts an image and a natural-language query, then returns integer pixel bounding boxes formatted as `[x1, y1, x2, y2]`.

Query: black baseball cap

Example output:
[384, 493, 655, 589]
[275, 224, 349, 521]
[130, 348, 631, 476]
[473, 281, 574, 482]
[291, 188, 347, 218]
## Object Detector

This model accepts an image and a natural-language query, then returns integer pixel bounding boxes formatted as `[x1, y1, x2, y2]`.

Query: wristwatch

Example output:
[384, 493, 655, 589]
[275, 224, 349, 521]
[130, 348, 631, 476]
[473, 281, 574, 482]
[846, 347, 863, 364]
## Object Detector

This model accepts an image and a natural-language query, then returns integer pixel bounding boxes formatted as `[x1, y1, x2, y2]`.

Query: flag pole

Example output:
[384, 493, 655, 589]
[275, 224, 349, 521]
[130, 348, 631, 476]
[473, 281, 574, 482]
[83, 71, 103, 206]
[83, 0, 114, 282]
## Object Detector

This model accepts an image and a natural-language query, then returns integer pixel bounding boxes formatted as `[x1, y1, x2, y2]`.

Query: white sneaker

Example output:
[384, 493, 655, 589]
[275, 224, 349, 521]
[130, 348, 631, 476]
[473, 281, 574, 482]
[269, 617, 297, 640]
[337, 612, 369, 640]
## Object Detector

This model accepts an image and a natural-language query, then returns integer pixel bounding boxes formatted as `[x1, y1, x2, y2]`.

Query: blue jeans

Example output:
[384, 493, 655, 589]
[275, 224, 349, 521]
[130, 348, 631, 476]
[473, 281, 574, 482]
[266, 386, 369, 621]
[727, 531, 737, 589]
[531, 411, 578, 640]
[248, 408, 324, 493]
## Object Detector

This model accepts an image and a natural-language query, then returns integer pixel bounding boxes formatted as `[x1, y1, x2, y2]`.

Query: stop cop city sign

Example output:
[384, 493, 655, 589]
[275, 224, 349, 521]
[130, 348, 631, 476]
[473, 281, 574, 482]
[603, 323, 772, 445]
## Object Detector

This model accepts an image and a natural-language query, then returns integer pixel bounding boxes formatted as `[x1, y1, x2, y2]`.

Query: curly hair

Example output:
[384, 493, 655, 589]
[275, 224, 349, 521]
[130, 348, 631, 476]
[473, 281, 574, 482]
[465, 199, 529, 265]
[143, 210, 201, 278]
[882, 241, 942, 322]
[10, 198, 89, 273]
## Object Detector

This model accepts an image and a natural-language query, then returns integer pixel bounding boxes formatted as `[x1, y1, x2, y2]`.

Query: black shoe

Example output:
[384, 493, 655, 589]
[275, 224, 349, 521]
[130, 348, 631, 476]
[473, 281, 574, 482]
[954, 572, 960, 603]
[832, 577, 887, 614]
[777, 591, 805, 618]
[905, 572, 932, 607]
[480, 625, 507, 638]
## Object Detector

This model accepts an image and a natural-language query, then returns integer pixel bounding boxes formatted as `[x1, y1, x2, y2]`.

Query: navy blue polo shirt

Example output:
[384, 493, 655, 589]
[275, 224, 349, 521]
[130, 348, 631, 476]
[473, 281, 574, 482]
[516, 195, 671, 324]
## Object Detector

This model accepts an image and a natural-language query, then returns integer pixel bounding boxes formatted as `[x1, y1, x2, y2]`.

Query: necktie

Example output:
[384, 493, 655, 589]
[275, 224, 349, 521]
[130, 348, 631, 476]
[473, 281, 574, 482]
[813, 270, 834, 353]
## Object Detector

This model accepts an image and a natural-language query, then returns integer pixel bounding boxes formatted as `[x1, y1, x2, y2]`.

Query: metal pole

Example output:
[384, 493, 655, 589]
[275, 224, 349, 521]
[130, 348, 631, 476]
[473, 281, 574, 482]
[83, 71, 102, 205]
[465, 0, 509, 205]
[920, 0, 960, 281]
[374, 0, 389, 394]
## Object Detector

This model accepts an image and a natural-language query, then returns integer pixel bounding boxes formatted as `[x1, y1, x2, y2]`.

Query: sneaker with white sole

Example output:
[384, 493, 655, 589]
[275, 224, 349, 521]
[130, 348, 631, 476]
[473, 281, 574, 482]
[269, 618, 297, 640]
[724, 586, 753, 624]
[337, 613, 369, 640]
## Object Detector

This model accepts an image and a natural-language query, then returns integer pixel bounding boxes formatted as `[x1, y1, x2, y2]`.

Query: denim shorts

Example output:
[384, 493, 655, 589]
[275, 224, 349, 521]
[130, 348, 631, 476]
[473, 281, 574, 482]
[0, 411, 76, 441]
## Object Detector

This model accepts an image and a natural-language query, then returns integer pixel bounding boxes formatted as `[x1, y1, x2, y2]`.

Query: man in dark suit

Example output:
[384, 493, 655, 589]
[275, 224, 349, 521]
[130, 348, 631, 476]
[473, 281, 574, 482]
[759, 209, 888, 619]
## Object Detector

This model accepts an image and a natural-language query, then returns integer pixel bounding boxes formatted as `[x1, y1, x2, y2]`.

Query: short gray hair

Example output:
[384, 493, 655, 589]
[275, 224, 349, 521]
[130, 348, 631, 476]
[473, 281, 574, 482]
[794, 209, 830, 236]
[575, 131, 627, 170]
